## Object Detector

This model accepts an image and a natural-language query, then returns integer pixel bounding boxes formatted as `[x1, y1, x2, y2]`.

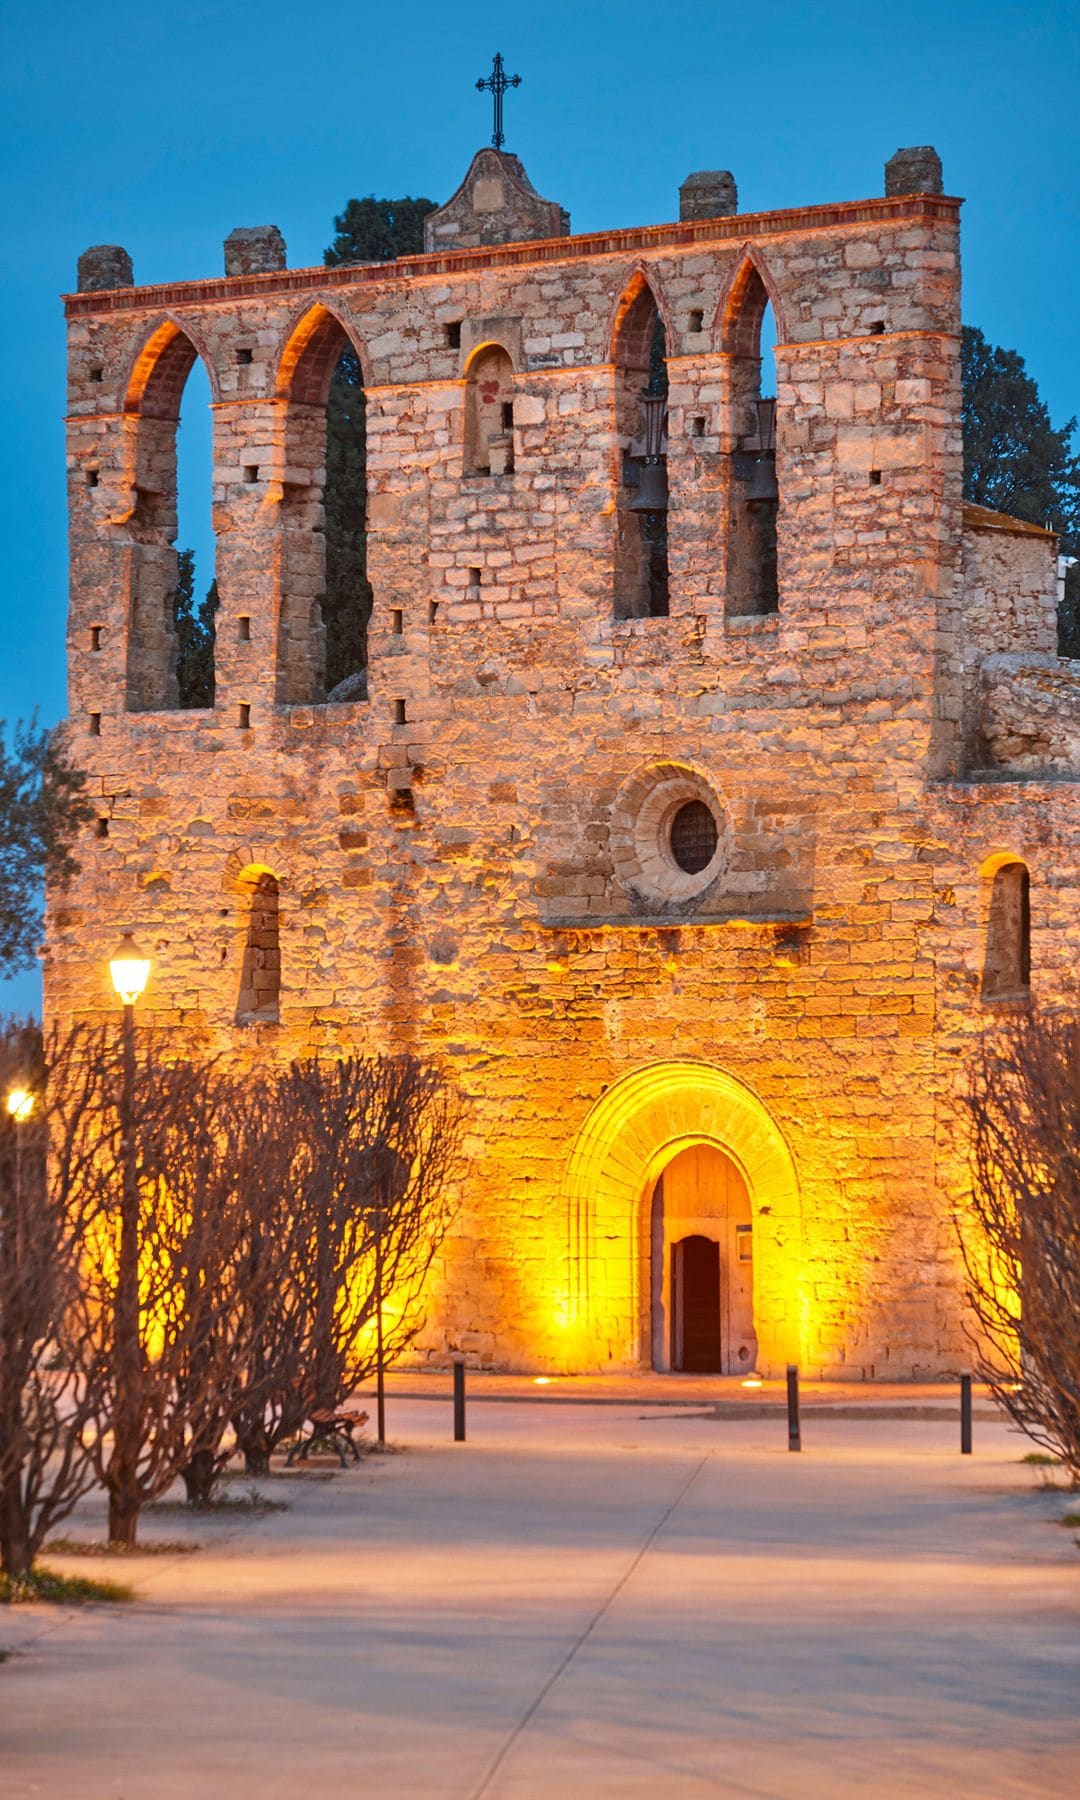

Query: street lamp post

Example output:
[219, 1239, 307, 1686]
[108, 933, 151, 1546]
[5, 1085, 35, 1275]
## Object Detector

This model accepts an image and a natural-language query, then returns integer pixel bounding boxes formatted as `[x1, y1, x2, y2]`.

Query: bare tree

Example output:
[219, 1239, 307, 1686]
[959, 1005, 1080, 1482]
[67, 1043, 258, 1544]
[231, 1054, 463, 1472]
[0, 1022, 112, 1577]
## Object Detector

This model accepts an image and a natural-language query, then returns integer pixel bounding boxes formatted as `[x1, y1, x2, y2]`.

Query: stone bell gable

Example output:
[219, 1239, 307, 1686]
[423, 147, 569, 251]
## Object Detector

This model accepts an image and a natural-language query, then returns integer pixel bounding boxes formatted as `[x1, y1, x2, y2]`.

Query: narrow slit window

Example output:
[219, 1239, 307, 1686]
[391, 609, 403, 635]
[237, 869, 280, 1024]
[96, 817, 109, 839]
[238, 703, 251, 730]
[689, 309, 704, 333]
[238, 615, 251, 642]
[982, 861, 1031, 1001]
[86, 468, 99, 488]
[89, 712, 101, 737]
[393, 697, 407, 725]
[90, 625, 102, 652]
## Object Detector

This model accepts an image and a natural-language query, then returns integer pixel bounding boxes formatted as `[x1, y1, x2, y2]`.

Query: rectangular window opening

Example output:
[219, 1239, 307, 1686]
[691, 416, 706, 438]
[238, 615, 251, 642]
[89, 712, 101, 737]
[393, 698, 407, 725]
[689, 308, 704, 333]
[238, 703, 251, 730]
[869, 469, 882, 485]
[237, 347, 254, 365]
[243, 465, 259, 485]
[86, 468, 99, 488]
[89, 366, 104, 383]
[468, 567, 482, 588]
[90, 625, 102, 652]
[869, 320, 886, 335]
[96, 817, 109, 839]
[391, 609, 403, 635]
[501, 401, 514, 430]
[428, 599, 439, 624]
[445, 321, 462, 349]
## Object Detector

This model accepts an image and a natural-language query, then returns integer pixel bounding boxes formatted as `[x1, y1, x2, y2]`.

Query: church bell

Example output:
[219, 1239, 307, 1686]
[745, 453, 778, 507]
[628, 459, 670, 512]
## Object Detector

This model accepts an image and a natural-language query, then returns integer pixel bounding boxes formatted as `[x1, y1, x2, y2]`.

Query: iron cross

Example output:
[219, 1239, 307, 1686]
[476, 52, 521, 151]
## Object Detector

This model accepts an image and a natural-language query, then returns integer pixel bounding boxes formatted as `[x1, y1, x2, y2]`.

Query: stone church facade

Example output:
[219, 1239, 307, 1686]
[51, 144, 1077, 1378]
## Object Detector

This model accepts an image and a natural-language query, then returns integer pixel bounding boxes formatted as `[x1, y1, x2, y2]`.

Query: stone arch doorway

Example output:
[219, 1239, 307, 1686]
[561, 1059, 803, 1373]
[651, 1143, 757, 1374]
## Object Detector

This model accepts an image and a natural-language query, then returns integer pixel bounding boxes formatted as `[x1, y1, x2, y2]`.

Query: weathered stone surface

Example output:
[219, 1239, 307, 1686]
[76, 245, 133, 292]
[679, 170, 738, 221]
[51, 151, 1070, 1383]
[424, 148, 568, 251]
[885, 146, 944, 196]
[223, 226, 287, 276]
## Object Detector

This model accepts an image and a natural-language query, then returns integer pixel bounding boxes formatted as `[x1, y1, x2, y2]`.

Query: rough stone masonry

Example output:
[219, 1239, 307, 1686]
[51, 142, 1077, 1378]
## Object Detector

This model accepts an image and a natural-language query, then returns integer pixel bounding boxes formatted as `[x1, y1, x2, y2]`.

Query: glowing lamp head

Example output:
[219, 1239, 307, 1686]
[6, 1086, 34, 1123]
[109, 934, 151, 1006]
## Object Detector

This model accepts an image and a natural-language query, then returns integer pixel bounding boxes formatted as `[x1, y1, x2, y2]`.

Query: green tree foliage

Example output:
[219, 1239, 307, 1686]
[961, 326, 1080, 655]
[324, 195, 435, 268]
[0, 720, 90, 974]
[171, 548, 218, 708]
[321, 197, 436, 687]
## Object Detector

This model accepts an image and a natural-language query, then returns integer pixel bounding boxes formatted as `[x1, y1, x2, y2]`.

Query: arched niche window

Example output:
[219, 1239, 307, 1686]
[722, 262, 779, 618]
[464, 344, 516, 476]
[236, 867, 280, 1024]
[613, 279, 669, 619]
[981, 858, 1031, 1003]
[276, 307, 371, 703]
[123, 323, 217, 711]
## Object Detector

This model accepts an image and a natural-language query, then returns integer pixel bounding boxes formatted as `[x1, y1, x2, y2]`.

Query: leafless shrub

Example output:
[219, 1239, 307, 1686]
[0, 1021, 114, 1577]
[231, 1054, 463, 1472]
[958, 1006, 1080, 1482]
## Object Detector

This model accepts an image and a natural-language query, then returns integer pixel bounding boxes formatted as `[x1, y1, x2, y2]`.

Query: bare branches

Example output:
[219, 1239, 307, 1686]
[2, 1029, 464, 1560]
[0, 1022, 113, 1576]
[958, 1007, 1080, 1480]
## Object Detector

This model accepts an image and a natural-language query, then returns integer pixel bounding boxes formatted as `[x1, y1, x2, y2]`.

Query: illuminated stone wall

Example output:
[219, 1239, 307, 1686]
[51, 150, 1073, 1378]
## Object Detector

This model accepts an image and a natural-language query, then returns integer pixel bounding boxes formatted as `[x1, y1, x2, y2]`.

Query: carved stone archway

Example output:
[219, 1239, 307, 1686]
[561, 1059, 804, 1372]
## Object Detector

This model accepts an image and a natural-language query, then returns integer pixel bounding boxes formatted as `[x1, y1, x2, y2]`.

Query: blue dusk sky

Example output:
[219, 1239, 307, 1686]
[1, 0, 1077, 1013]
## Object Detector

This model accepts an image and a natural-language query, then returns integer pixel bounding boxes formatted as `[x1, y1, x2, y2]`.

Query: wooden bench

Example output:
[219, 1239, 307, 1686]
[285, 1406, 369, 1469]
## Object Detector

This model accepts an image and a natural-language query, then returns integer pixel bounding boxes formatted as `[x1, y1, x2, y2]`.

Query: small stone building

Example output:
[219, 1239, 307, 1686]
[51, 144, 1077, 1378]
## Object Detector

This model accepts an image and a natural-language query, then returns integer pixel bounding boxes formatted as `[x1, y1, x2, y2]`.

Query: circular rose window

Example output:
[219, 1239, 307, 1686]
[609, 763, 730, 907]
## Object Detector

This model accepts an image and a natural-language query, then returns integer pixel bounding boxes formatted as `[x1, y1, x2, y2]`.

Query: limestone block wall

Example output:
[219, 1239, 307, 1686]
[49, 164, 1080, 1379]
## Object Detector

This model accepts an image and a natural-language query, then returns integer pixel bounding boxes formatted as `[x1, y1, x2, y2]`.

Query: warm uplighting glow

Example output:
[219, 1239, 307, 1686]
[6, 1087, 34, 1123]
[741, 1375, 764, 1389]
[109, 934, 151, 1005]
[534, 1376, 552, 1385]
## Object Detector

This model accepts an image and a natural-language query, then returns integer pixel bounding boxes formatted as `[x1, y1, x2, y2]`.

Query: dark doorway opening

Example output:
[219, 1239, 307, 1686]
[672, 1234, 722, 1372]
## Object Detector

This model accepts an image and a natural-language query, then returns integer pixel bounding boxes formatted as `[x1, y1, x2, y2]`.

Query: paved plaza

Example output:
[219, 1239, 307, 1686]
[1, 1395, 1078, 1798]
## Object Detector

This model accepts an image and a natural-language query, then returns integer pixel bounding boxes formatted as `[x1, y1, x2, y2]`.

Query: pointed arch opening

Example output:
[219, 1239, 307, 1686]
[123, 322, 217, 711]
[723, 260, 780, 618]
[464, 342, 516, 476]
[276, 307, 371, 703]
[981, 857, 1031, 1003]
[613, 277, 669, 619]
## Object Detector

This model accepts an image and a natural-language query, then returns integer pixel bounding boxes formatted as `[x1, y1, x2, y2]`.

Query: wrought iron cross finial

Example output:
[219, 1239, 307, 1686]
[476, 52, 521, 151]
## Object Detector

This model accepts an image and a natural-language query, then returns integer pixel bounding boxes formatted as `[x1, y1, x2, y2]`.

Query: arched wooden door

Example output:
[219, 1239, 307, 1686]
[652, 1143, 756, 1374]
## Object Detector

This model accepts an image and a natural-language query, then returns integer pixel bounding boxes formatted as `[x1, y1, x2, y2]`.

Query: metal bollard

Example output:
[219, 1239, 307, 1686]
[786, 1363, 801, 1452]
[453, 1360, 466, 1443]
[960, 1372, 972, 1455]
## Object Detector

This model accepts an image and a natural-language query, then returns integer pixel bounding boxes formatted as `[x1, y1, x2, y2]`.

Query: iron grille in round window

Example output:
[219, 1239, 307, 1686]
[668, 800, 719, 874]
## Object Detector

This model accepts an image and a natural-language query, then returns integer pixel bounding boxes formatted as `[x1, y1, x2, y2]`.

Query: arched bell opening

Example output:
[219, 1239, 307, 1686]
[649, 1142, 757, 1374]
[613, 278, 669, 619]
[722, 261, 780, 618]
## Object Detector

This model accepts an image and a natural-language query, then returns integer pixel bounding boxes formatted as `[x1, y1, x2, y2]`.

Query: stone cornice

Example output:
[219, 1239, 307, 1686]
[63, 193, 961, 319]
